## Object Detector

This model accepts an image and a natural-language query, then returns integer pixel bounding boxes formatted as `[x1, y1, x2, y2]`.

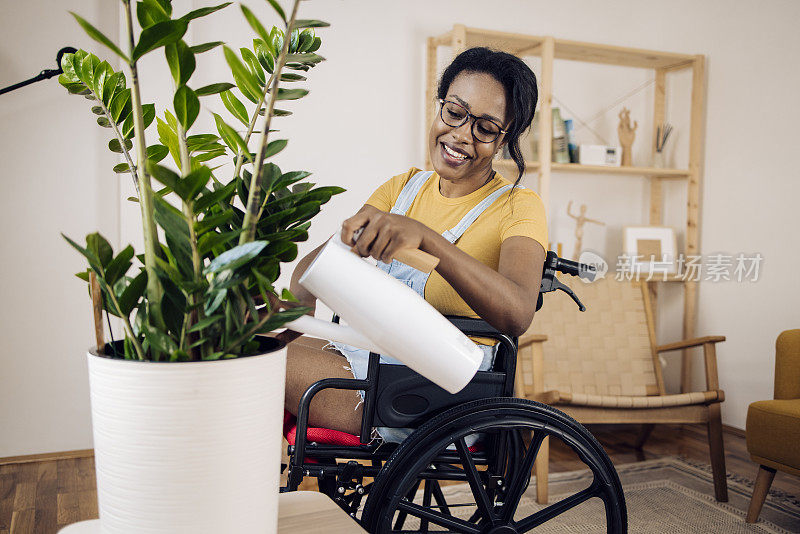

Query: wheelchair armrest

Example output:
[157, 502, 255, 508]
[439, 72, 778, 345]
[445, 315, 504, 338]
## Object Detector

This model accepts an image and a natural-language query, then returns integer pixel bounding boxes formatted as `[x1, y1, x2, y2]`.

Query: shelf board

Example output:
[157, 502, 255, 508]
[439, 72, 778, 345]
[438, 27, 696, 70]
[494, 159, 689, 178]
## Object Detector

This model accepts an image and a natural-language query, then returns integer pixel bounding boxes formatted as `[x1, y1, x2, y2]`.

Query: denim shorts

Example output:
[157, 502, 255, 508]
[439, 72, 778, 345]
[329, 342, 498, 443]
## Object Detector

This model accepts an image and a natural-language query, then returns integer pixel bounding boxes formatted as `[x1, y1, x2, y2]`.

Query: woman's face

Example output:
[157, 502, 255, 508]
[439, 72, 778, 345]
[429, 71, 508, 186]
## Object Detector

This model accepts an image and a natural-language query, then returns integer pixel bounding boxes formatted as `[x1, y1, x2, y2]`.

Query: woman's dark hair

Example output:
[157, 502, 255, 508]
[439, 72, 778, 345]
[437, 47, 538, 188]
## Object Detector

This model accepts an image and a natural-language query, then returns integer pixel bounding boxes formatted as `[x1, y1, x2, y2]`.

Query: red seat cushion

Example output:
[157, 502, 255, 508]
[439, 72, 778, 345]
[283, 410, 366, 447]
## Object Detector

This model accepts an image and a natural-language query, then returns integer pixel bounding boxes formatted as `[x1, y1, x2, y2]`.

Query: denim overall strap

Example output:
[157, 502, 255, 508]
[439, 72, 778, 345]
[389, 170, 434, 216]
[441, 184, 516, 243]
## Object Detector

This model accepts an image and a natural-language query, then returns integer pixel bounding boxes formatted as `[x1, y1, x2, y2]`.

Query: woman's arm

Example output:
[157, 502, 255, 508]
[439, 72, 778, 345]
[342, 205, 545, 336]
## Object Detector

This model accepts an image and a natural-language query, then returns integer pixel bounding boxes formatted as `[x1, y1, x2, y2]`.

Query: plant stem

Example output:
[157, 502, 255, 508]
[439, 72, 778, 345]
[231, 70, 278, 183]
[91, 87, 140, 195]
[95, 273, 145, 360]
[123, 0, 165, 337]
[176, 119, 207, 360]
[238, 0, 301, 245]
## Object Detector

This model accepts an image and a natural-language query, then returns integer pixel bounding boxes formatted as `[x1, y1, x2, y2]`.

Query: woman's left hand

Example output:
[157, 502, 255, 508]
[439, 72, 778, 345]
[341, 205, 431, 264]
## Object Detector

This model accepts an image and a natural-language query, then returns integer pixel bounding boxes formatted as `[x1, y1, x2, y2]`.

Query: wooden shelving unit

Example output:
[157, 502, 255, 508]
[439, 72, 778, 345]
[426, 25, 707, 390]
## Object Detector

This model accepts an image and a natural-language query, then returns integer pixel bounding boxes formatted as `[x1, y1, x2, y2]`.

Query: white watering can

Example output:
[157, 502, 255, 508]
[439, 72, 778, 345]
[285, 232, 484, 394]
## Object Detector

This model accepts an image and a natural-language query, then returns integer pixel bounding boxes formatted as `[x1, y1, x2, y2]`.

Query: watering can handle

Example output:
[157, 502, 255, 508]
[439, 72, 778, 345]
[348, 228, 439, 273]
[392, 248, 439, 274]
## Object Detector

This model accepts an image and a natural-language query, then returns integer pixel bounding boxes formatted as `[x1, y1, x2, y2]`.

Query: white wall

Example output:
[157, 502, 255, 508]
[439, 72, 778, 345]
[1, 0, 798, 456]
[0, 0, 120, 456]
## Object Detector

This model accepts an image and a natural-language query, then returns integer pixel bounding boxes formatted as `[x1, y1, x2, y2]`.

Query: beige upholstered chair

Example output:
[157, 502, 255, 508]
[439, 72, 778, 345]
[517, 276, 727, 503]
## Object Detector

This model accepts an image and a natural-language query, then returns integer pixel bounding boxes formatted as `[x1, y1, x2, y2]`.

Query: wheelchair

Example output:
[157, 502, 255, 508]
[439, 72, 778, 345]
[281, 252, 628, 533]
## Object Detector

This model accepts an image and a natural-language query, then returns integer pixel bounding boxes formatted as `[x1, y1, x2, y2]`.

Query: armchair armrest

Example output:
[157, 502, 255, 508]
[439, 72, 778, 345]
[655, 335, 726, 353]
[519, 333, 548, 347]
[775, 329, 800, 400]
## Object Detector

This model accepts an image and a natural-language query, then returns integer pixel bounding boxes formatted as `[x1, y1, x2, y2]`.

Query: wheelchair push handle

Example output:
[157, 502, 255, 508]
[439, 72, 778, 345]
[537, 250, 596, 312]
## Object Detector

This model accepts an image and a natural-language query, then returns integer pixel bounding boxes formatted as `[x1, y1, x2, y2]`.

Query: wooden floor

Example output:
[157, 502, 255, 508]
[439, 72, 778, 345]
[2, 424, 798, 533]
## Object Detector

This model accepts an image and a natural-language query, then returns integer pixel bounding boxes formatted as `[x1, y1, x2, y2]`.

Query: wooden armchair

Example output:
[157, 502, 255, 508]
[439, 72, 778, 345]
[517, 275, 728, 504]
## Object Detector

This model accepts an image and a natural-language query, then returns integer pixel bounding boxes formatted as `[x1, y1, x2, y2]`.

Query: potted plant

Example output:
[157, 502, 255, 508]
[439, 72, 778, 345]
[59, 0, 337, 531]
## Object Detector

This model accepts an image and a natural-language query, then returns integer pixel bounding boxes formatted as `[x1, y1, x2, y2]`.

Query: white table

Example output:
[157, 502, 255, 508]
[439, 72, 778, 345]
[59, 491, 367, 533]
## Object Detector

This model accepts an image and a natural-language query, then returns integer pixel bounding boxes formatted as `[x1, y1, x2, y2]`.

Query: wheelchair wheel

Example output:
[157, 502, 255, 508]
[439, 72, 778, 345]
[361, 397, 626, 533]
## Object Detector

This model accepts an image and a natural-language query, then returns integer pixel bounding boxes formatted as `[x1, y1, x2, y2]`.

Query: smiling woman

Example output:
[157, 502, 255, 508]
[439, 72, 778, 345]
[284, 47, 547, 441]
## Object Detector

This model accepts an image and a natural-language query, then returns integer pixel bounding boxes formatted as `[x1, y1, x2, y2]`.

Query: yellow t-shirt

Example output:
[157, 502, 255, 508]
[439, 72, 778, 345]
[366, 167, 547, 320]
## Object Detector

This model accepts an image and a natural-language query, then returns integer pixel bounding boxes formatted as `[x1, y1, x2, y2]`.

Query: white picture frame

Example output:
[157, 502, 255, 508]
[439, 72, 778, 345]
[623, 226, 678, 274]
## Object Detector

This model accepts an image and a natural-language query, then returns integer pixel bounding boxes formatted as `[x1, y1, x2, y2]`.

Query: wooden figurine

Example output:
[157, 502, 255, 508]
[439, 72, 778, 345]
[617, 107, 638, 166]
[567, 201, 605, 259]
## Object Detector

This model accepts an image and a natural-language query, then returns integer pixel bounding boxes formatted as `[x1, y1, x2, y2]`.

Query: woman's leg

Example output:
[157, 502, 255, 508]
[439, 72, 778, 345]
[284, 336, 364, 436]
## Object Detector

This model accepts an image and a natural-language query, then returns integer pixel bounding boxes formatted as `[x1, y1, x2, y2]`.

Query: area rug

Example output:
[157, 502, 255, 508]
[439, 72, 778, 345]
[438, 457, 800, 533]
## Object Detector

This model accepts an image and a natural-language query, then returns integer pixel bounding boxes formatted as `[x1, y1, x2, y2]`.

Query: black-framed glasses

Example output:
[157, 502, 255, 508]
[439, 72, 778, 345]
[438, 98, 507, 143]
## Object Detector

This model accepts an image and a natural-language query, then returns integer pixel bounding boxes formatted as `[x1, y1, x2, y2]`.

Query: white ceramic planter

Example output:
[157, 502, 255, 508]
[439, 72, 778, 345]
[87, 341, 286, 534]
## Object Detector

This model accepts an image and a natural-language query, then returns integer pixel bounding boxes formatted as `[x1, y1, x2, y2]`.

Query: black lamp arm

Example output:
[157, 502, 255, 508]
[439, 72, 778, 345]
[0, 46, 77, 96]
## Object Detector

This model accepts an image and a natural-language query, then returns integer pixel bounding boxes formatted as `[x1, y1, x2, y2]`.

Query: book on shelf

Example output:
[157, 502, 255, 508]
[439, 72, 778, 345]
[564, 119, 578, 163]
[551, 108, 570, 163]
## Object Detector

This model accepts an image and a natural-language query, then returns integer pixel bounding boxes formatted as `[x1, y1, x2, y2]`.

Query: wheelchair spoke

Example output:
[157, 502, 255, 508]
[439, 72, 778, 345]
[500, 429, 546, 522]
[515, 483, 602, 532]
[454, 437, 495, 524]
[430, 479, 452, 516]
[396, 500, 482, 533]
[393, 480, 421, 530]
[419, 479, 433, 531]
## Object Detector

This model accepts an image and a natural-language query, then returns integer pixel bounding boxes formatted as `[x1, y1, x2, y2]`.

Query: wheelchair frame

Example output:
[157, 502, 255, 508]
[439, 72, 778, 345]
[282, 252, 627, 532]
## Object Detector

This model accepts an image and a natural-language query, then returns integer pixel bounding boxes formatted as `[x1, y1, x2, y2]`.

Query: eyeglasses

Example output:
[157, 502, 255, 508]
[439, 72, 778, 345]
[438, 99, 507, 143]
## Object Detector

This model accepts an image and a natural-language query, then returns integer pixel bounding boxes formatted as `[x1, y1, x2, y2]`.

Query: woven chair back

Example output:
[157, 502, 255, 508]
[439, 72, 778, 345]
[529, 276, 659, 397]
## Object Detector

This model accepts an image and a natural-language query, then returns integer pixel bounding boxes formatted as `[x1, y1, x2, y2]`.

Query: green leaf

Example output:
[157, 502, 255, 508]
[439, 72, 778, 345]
[204, 241, 267, 275]
[307, 36, 321, 53]
[265, 0, 286, 22]
[280, 73, 306, 82]
[240, 5, 270, 42]
[259, 162, 282, 193]
[113, 163, 132, 173]
[156, 117, 180, 166]
[182, 2, 231, 21]
[212, 113, 249, 157]
[165, 40, 196, 87]
[91, 105, 104, 115]
[195, 82, 235, 96]
[264, 139, 288, 159]
[190, 41, 224, 54]
[195, 209, 234, 234]
[137, 0, 169, 28]
[240, 47, 265, 85]
[220, 90, 248, 126]
[198, 229, 240, 257]
[253, 39, 275, 73]
[291, 19, 330, 30]
[223, 46, 261, 102]
[174, 85, 200, 130]
[183, 166, 212, 200]
[142, 324, 178, 355]
[69, 12, 128, 60]
[147, 162, 180, 192]
[194, 181, 237, 213]
[153, 197, 193, 277]
[232, 72, 260, 103]
[269, 108, 292, 117]
[147, 144, 169, 163]
[117, 271, 148, 316]
[275, 88, 308, 100]
[86, 232, 113, 267]
[108, 88, 131, 123]
[142, 103, 156, 129]
[109, 138, 133, 153]
[104, 245, 135, 285]
[97, 116, 112, 128]
[188, 315, 223, 333]
[285, 53, 325, 66]
[132, 19, 188, 62]
[102, 71, 124, 104]
[62, 234, 103, 274]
